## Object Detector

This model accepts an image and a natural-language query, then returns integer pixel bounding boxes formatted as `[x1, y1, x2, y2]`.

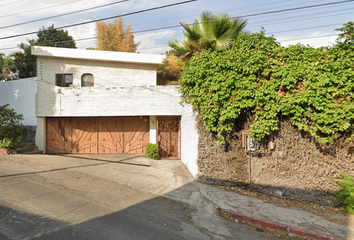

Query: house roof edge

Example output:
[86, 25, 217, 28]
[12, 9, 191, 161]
[31, 46, 165, 65]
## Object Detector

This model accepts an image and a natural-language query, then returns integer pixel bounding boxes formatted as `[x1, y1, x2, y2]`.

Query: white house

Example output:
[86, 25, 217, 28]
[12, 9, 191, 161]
[32, 46, 199, 177]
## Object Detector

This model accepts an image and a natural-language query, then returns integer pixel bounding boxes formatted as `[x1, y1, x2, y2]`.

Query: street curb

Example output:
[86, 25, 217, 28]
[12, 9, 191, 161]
[226, 210, 342, 240]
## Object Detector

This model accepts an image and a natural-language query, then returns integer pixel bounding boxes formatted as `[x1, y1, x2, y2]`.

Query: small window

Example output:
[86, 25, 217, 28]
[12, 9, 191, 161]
[56, 74, 73, 87]
[82, 73, 94, 87]
[157, 72, 178, 85]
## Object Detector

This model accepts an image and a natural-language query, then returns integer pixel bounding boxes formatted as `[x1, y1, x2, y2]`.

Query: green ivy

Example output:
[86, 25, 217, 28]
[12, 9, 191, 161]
[335, 173, 354, 214]
[179, 32, 354, 144]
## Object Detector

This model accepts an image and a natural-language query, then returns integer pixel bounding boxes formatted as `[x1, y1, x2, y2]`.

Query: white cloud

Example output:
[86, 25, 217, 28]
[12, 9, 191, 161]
[277, 31, 337, 48]
[122, 0, 174, 11]
[68, 22, 97, 49]
[135, 29, 176, 54]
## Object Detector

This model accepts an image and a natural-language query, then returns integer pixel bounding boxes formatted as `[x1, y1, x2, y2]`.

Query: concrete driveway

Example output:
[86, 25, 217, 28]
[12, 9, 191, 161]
[6, 153, 197, 199]
[0, 154, 291, 240]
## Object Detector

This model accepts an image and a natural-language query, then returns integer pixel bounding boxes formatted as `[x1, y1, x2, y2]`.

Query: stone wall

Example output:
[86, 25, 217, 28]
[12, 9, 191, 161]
[196, 114, 354, 207]
[22, 126, 37, 143]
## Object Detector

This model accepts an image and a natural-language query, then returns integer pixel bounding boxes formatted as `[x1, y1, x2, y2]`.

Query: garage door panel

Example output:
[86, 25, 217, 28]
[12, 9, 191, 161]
[46, 117, 149, 154]
[72, 118, 98, 153]
[98, 118, 123, 153]
[46, 118, 72, 154]
[123, 117, 149, 154]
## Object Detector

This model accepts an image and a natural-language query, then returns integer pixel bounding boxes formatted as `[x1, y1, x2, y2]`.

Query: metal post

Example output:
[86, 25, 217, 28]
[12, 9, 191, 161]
[249, 153, 251, 192]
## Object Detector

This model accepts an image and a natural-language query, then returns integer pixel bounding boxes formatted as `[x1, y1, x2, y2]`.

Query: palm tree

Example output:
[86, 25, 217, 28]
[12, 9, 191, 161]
[172, 11, 248, 58]
[9, 40, 37, 79]
[161, 11, 248, 77]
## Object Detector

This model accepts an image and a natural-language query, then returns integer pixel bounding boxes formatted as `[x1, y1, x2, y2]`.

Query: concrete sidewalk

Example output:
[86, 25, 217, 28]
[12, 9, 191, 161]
[2, 154, 352, 239]
[198, 184, 352, 240]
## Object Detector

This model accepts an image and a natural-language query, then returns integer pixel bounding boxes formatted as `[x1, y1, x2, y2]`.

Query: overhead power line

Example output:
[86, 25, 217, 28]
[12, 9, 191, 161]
[67, 3, 354, 41]
[0, 0, 352, 52]
[0, 0, 25, 7]
[236, 0, 354, 19]
[0, 0, 83, 19]
[0, 0, 198, 41]
[267, 23, 342, 35]
[250, 8, 354, 28]
[280, 33, 338, 42]
[0, 0, 131, 30]
[30, 0, 354, 45]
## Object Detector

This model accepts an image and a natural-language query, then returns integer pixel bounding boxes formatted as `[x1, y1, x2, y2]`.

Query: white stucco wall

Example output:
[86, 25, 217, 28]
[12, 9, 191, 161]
[37, 57, 158, 88]
[0, 77, 37, 126]
[37, 84, 188, 117]
[180, 107, 199, 177]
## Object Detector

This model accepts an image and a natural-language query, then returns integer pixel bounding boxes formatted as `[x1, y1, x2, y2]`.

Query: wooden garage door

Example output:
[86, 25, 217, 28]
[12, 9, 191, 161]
[46, 117, 149, 154]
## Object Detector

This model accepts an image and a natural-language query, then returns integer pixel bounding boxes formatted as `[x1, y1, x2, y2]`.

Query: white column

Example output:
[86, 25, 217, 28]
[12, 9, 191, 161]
[149, 116, 157, 144]
[35, 117, 46, 153]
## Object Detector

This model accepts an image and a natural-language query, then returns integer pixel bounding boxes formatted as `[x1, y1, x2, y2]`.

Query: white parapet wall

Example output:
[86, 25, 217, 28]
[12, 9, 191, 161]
[0, 77, 37, 126]
[36, 83, 188, 117]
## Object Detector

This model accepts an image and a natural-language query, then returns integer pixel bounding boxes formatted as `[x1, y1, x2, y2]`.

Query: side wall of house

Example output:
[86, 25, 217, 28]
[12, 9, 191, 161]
[0, 77, 37, 126]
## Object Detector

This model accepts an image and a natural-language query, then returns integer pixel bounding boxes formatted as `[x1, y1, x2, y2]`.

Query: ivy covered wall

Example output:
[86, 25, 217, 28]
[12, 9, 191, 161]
[180, 32, 354, 145]
[180, 31, 354, 206]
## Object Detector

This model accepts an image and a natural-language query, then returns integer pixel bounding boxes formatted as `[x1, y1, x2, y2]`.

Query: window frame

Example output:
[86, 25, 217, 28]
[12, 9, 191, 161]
[81, 73, 94, 87]
[55, 73, 73, 87]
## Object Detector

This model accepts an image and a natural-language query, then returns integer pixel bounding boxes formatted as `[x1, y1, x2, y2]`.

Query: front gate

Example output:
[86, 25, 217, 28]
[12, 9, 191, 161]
[157, 116, 180, 158]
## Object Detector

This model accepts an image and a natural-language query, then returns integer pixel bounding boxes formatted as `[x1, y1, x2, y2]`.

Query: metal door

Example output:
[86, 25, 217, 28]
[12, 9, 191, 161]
[157, 116, 180, 158]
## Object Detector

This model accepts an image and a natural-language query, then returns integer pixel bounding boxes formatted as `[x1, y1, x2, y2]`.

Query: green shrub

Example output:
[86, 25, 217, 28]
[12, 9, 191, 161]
[0, 104, 23, 149]
[145, 143, 160, 160]
[335, 172, 354, 214]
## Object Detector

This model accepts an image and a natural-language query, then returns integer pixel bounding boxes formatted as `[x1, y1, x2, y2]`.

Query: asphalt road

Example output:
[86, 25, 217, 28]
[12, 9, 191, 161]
[0, 155, 297, 240]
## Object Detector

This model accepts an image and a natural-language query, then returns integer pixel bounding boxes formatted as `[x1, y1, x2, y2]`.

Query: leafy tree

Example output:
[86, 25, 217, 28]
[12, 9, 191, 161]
[5, 25, 76, 79]
[0, 53, 5, 80]
[35, 24, 77, 48]
[95, 17, 137, 52]
[336, 21, 354, 43]
[161, 11, 248, 78]
[0, 104, 23, 149]
[0, 54, 16, 80]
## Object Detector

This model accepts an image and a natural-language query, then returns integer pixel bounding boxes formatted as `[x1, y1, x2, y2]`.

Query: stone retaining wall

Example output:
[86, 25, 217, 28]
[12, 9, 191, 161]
[196, 114, 354, 207]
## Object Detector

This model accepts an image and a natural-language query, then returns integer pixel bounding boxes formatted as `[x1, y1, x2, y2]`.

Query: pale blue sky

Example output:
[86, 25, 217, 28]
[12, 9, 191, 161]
[0, 0, 353, 55]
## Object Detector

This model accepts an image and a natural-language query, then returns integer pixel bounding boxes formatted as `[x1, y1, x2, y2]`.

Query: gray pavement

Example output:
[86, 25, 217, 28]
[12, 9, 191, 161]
[0, 153, 352, 239]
